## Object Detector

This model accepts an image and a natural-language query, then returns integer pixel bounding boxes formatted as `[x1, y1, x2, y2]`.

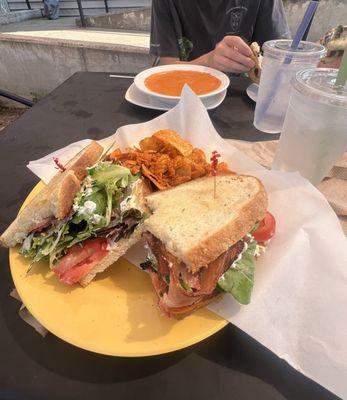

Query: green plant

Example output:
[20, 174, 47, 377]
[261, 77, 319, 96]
[30, 92, 46, 103]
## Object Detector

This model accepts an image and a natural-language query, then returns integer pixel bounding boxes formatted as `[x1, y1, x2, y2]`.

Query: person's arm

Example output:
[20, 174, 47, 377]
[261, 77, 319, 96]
[160, 36, 255, 73]
[252, 0, 291, 45]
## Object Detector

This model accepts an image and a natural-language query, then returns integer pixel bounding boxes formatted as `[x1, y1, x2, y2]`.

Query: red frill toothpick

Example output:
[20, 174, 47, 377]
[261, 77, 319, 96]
[210, 150, 221, 199]
[53, 157, 66, 172]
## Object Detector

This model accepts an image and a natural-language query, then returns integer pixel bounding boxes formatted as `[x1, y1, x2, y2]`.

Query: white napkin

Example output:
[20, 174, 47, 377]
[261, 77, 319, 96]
[10, 289, 48, 337]
[26, 86, 347, 399]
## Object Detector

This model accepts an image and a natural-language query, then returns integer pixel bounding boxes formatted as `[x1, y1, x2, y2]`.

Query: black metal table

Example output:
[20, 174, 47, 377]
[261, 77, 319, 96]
[0, 72, 337, 400]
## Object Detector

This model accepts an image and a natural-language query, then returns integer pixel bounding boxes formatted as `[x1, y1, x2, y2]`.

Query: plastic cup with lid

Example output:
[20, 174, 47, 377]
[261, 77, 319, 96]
[272, 68, 347, 185]
[253, 40, 326, 134]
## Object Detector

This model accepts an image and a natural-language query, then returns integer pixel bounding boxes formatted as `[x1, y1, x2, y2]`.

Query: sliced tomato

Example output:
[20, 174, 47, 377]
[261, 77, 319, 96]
[53, 238, 109, 285]
[253, 211, 276, 242]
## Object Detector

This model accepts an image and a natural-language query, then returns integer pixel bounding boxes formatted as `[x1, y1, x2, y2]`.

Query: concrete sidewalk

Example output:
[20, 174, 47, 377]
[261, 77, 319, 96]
[0, 17, 150, 106]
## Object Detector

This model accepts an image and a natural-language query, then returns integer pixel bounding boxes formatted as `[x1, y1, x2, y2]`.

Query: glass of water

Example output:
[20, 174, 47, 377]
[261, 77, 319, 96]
[272, 68, 347, 185]
[253, 40, 326, 134]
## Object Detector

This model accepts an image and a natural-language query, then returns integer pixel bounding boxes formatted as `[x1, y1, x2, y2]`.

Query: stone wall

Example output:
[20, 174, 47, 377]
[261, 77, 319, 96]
[76, 7, 151, 30]
[0, 36, 151, 105]
[283, 0, 346, 41]
[0, 9, 41, 25]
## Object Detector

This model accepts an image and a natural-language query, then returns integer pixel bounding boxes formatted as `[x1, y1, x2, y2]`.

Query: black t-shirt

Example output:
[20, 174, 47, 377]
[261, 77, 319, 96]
[150, 0, 291, 61]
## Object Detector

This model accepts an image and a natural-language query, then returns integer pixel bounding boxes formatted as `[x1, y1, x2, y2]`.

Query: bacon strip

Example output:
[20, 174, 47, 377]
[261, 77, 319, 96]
[160, 293, 218, 317]
[144, 233, 244, 317]
[148, 270, 168, 298]
[143, 232, 171, 277]
[161, 269, 197, 309]
[181, 268, 201, 290]
[198, 240, 244, 295]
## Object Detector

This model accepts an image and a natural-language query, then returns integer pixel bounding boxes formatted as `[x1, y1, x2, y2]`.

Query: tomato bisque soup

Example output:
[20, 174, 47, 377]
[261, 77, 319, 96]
[144, 70, 221, 97]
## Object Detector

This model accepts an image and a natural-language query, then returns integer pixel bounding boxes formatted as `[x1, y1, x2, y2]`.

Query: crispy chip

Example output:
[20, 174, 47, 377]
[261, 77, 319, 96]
[191, 162, 207, 179]
[106, 130, 230, 190]
[173, 156, 191, 176]
[141, 164, 170, 190]
[139, 136, 160, 152]
[189, 148, 206, 164]
[107, 148, 122, 158]
[217, 162, 233, 174]
[153, 154, 171, 175]
[153, 130, 193, 157]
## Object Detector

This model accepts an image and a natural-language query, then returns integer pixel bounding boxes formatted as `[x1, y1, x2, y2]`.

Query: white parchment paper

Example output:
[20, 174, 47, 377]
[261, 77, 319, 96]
[27, 87, 347, 398]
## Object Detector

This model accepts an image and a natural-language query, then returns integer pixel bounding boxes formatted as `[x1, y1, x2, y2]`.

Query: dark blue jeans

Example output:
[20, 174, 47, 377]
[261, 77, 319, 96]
[43, 0, 59, 20]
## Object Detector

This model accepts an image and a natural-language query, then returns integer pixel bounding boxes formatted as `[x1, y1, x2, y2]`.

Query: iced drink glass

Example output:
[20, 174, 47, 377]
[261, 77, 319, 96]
[253, 40, 326, 134]
[272, 68, 347, 185]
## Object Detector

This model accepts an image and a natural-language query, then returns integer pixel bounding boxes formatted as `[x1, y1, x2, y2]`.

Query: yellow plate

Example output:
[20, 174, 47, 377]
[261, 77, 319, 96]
[10, 182, 228, 357]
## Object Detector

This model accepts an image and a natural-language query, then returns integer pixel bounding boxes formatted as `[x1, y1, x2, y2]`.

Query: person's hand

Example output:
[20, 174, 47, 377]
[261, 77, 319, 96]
[206, 36, 255, 73]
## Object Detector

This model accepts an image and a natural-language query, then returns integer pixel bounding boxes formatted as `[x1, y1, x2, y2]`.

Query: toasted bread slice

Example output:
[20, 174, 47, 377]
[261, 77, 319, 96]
[79, 178, 152, 286]
[67, 141, 104, 180]
[0, 141, 103, 248]
[144, 174, 267, 273]
[0, 170, 81, 247]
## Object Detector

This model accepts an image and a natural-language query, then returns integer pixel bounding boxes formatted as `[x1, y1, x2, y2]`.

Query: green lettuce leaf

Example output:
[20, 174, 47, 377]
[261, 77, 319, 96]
[72, 189, 107, 225]
[89, 163, 136, 187]
[89, 163, 139, 226]
[218, 241, 256, 305]
[21, 221, 69, 266]
[84, 188, 107, 216]
[20, 161, 141, 269]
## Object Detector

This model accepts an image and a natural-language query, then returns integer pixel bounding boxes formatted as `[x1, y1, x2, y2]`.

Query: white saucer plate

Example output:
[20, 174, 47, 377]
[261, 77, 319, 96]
[246, 83, 259, 102]
[125, 83, 227, 111]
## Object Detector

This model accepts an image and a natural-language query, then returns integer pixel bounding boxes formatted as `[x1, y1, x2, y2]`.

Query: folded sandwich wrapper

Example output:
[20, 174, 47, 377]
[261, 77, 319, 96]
[13, 87, 347, 399]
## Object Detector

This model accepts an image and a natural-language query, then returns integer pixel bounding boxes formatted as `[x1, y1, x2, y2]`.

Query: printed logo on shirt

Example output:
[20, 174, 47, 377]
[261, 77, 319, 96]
[178, 37, 193, 61]
[226, 5, 248, 34]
